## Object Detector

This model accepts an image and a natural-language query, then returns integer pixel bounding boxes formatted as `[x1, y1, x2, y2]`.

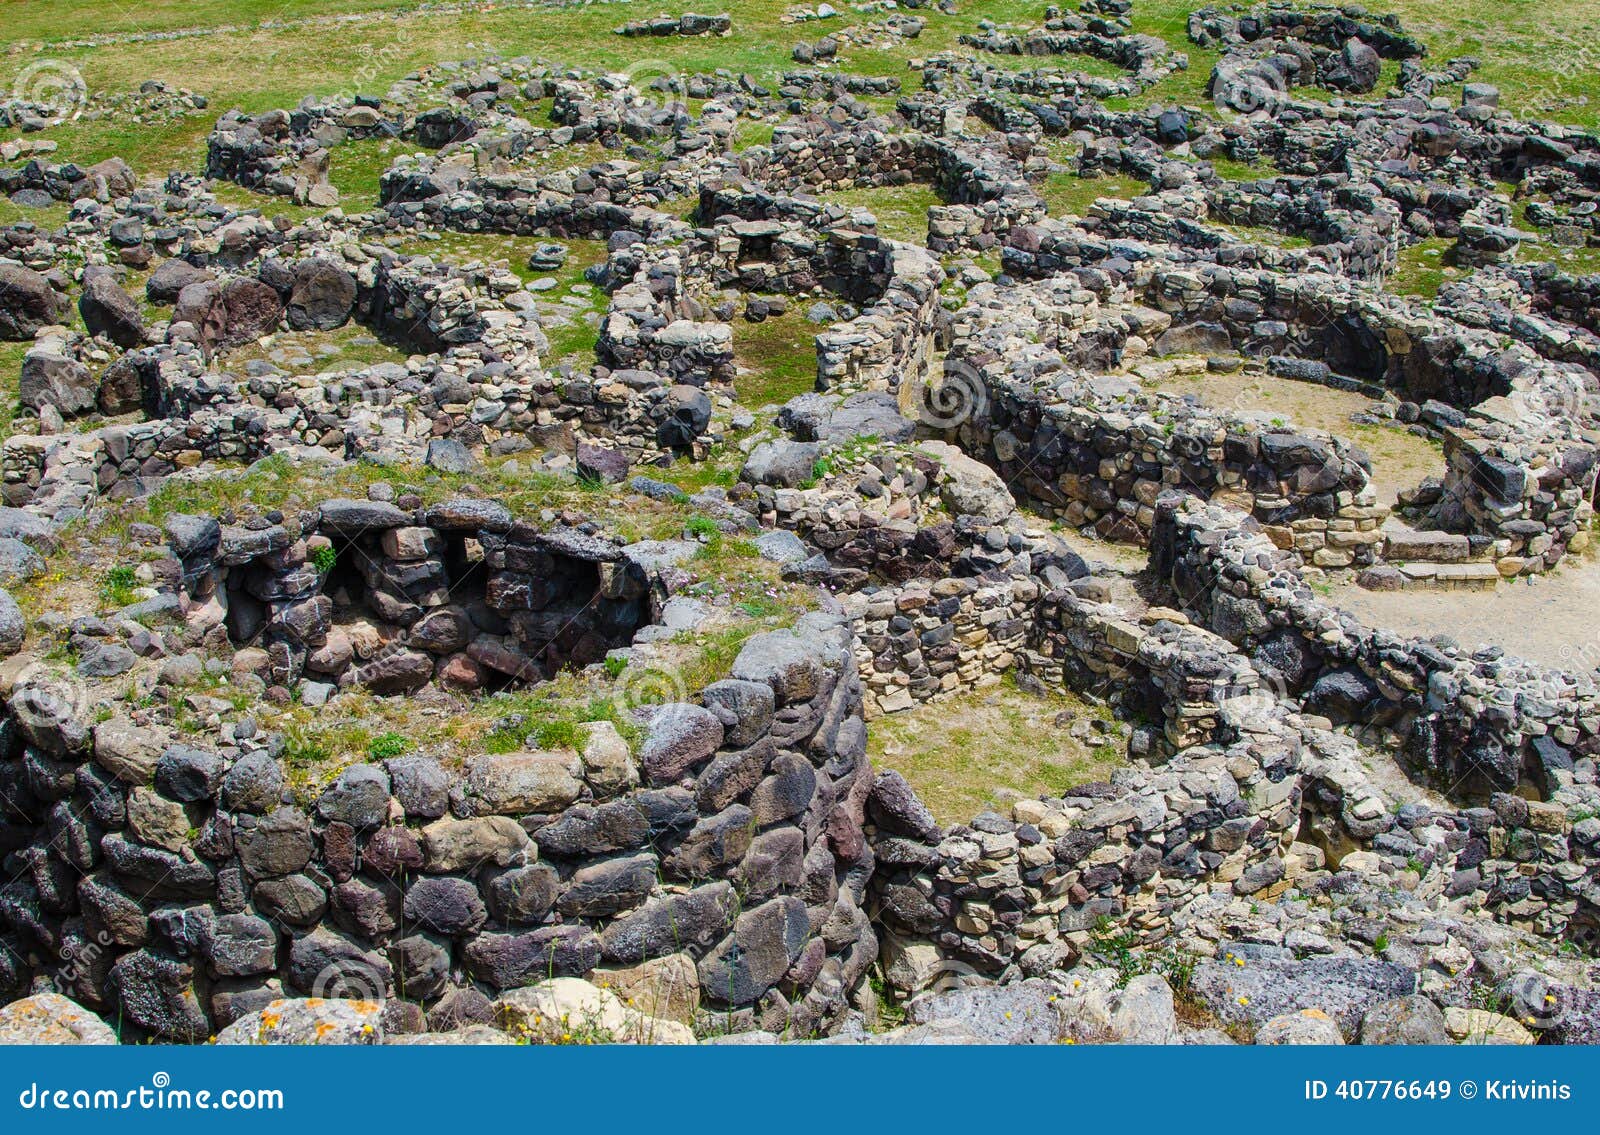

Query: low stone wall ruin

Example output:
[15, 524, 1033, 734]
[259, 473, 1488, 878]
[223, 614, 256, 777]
[0, 601, 877, 1040]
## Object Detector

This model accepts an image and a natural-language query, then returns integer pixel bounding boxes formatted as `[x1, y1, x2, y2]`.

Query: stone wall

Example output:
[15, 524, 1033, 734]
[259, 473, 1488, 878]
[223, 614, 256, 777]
[867, 490, 1600, 986]
[377, 158, 695, 241]
[1152, 494, 1600, 795]
[0, 609, 877, 1040]
[868, 596, 1305, 979]
[972, 255, 1597, 574]
[169, 500, 666, 697]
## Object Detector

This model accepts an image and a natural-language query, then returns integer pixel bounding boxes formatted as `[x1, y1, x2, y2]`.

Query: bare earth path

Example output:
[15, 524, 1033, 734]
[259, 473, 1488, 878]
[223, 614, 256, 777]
[1328, 553, 1600, 671]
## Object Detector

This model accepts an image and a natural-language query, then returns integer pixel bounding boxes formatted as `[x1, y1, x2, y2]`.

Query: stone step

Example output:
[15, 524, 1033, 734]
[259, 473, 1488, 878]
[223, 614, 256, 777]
[1393, 560, 1502, 590]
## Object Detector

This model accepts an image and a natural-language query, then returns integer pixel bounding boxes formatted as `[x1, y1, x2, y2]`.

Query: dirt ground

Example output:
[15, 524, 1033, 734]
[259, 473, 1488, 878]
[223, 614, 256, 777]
[1140, 370, 1446, 508]
[1328, 551, 1600, 671]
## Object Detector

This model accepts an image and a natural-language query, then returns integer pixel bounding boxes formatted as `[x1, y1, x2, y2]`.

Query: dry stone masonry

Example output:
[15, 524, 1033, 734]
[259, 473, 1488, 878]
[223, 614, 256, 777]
[4, 1, 1600, 1045]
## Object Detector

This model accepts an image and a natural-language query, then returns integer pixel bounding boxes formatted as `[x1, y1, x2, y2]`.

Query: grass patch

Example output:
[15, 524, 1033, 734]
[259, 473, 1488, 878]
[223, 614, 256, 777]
[868, 676, 1124, 824]
[1209, 220, 1313, 250]
[731, 313, 817, 408]
[1140, 367, 1446, 507]
[218, 321, 415, 372]
[0, 341, 30, 440]
[830, 183, 944, 244]
[1207, 156, 1268, 182]
[0, 196, 74, 230]
[1389, 237, 1456, 299]
[1039, 171, 1149, 218]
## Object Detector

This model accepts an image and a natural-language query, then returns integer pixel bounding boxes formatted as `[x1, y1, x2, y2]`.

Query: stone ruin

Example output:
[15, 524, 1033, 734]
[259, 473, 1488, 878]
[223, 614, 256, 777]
[3, 0, 1600, 1045]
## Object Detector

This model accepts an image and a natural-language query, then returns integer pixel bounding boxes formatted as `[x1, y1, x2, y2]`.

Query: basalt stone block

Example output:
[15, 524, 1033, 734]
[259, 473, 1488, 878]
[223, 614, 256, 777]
[417, 816, 530, 872]
[208, 980, 286, 1030]
[1190, 946, 1415, 1033]
[355, 648, 434, 694]
[287, 927, 392, 997]
[164, 513, 221, 562]
[0, 263, 67, 340]
[694, 737, 775, 814]
[532, 799, 651, 858]
[484, 863, 560, 924]
[427, 986, 495, 1032]
[107, 948, 210, 1040]
[253, 873, 328, 926]
[316, 763, 391, 830]
[697, 896, 810, 1007]
[403, 876, 487, 936]
[146, 260, 212, 304]
[388, 933, 451, 1001]
[79, 270, 145, 349]
[154, 744, 223, 802]
[732, 630, 830, 705]
[634, 787, 700, 835]
[319, 499, 410, 532]
[701, 679, 775, 747]
[557, 852, 660, 918]
[600, 880, 740, 965]
[665, 804, 754, 879]
[1304, 667, 1381, 725]
[331, 877, 400, 939]
[868, 770, 941, 842]
[286, 258, 357, 331]
[19, 352, 95, 416]
[463, 925, 600, 988]
[749, 753, 817, 826]
[361, 825, 425, 878]
[425, 498, 513, 532]
[386, 755, 450, 819]
[639, 704, 725, 785]
[102, 834, 216, 899]
[409, 606, 471, 654]
[205, 913, 279, 977]
[734, 827, 806, 901]
[464, 750, 582, 814]
[78, 875, 149, 947]
[220, 751, 285, 813]
[234, 806, 314, 881]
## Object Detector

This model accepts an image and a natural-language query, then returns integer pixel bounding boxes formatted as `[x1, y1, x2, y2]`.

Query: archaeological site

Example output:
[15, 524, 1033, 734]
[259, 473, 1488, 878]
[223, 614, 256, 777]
[1, 0, 1600, 1054]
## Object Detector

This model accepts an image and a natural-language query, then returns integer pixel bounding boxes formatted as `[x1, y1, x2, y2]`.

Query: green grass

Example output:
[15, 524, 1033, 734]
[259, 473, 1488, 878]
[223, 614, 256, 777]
[3, 0, 1598, 188]
[1208, 156, 1268, 182]
[220, 321, 414, 372]
[0, 196, 74, 230]
[326, 135, 415, 212]
[1039, 171, 1150, 218]
[830, 183, 944, 244]
[731, 313, 817, 408]
[0, 341, 29, 439]
[1389, 237, 1457, 299]
[868, 676, 1124, 824]
[1210, 220, 1314, 250]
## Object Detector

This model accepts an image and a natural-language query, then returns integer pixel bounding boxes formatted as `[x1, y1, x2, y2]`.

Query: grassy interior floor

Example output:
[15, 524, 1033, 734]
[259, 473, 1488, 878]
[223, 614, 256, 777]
[868, 676, 1127, 824]
[1139, 369, 1447, 509]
